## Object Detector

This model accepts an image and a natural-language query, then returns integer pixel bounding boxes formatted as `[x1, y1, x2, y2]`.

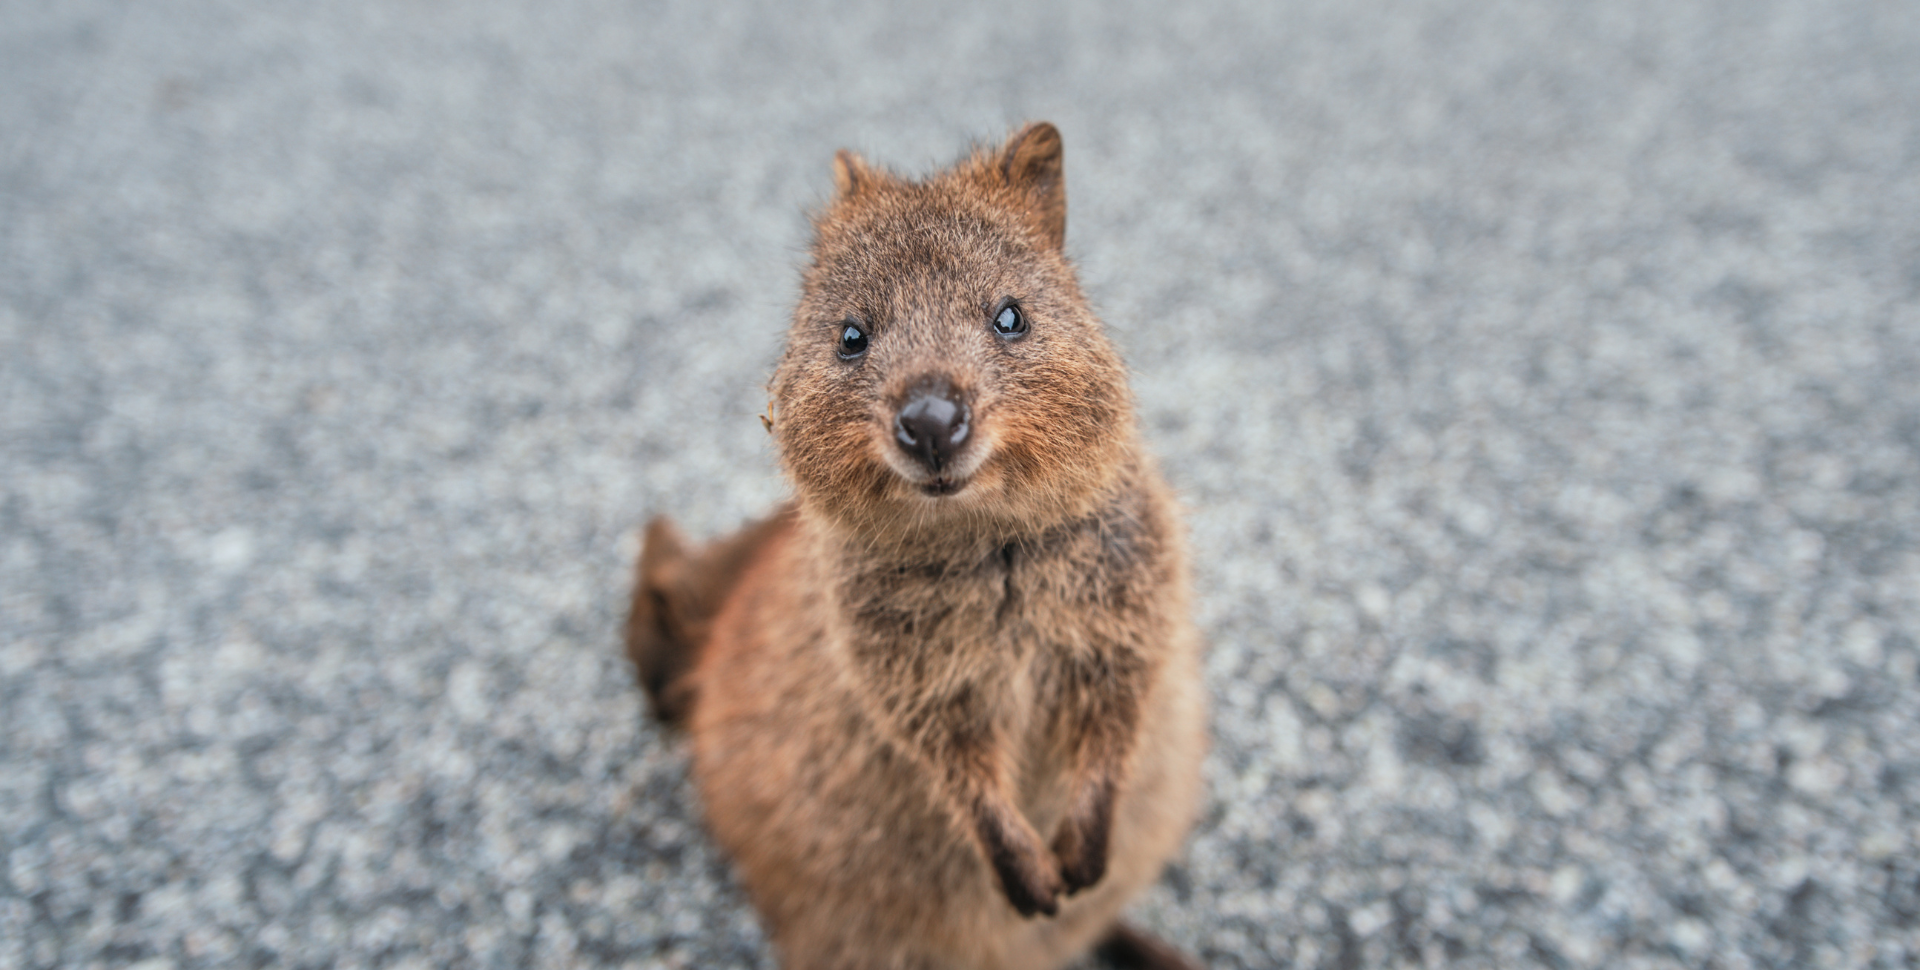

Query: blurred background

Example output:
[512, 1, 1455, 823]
[3, 0, 1918, 967]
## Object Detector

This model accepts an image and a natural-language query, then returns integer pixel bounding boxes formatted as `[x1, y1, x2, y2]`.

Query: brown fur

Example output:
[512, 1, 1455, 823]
[626, 123, 1208, 970]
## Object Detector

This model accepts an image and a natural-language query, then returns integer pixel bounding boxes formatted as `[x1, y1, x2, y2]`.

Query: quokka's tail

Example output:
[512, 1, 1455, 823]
[1095, 922, 1205, 970]
[624, 509, 790, 727]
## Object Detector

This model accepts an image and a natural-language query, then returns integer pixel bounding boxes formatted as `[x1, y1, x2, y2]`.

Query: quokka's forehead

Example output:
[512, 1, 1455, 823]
[811, 214, 1047, 299]
[820, 180, 1039, 251]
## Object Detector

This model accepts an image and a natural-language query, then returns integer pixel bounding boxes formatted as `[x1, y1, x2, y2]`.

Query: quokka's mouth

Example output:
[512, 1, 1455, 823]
[918, 475, 968, 497]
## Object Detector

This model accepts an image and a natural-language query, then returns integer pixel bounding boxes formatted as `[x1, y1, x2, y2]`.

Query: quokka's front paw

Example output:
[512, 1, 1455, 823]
[991, 847, 1065, 917]
[1050, 781, 1114, 894]
[1049, 814, 1109, 894]
[976, 809, 1065, 917]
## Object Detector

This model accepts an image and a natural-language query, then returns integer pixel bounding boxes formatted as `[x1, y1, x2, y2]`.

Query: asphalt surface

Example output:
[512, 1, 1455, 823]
[4, 1, 1919, 967]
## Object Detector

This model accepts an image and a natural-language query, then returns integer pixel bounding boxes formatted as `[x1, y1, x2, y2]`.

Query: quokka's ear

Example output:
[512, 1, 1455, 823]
[833, 149, 871, 199]
[999, 122, 1066, 250]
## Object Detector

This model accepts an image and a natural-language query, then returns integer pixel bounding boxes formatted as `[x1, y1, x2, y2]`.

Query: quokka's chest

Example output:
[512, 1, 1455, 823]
[832, 548, 1158, 686]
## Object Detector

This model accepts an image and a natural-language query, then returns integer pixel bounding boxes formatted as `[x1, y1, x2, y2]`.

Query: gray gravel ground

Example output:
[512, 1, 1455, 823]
[4, 0, 1919, 967]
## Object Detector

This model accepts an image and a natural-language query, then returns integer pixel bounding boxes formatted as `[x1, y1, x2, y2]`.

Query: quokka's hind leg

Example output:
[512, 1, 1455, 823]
[624, 507, 793, 727]
[1093, 922, 1204, 970]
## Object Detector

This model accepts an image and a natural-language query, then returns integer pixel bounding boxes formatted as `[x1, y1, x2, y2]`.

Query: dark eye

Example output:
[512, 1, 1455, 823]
[993, 304, 1028, 339]
[837, 322, 869, 360]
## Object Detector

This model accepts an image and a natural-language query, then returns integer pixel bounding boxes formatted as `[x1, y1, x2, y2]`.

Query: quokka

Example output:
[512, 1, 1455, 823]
[627, 122, 1207, 970]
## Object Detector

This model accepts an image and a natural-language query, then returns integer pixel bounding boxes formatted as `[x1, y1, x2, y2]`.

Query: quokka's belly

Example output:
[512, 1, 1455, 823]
[689, 640, 999, 965]
[691, 634, 1206, 969]
[686, 527, 1207, 968]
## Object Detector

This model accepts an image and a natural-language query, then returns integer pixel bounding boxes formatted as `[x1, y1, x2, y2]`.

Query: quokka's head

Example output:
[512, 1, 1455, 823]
[771, 123, 1137, 542]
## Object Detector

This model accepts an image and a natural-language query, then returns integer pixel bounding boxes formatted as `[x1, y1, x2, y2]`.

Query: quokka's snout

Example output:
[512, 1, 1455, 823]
[891, 372, 972, 476]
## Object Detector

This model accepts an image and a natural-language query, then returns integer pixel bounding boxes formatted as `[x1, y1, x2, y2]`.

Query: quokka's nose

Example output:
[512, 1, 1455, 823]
[893, 378, 972, 473]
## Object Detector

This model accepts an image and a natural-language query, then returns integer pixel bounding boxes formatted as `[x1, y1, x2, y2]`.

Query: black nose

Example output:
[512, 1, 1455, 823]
[893, 378, 971, 473]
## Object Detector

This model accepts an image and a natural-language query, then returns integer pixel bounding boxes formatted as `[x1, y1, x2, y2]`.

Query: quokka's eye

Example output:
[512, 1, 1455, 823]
[837, 322, 870, 360]
[993, 304, 1028, 339]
